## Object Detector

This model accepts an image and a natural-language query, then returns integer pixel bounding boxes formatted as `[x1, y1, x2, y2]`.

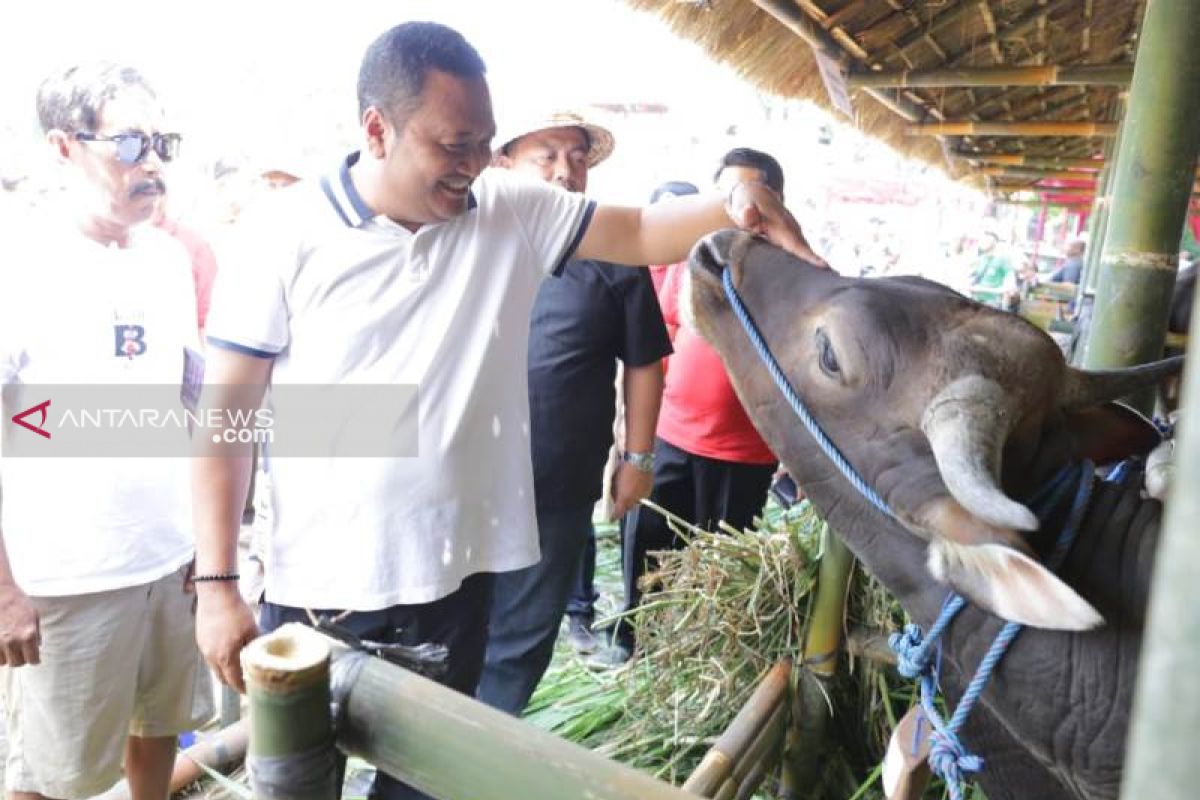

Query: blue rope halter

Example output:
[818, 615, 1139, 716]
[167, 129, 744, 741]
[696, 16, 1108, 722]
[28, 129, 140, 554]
[719, 266, 1093, 800]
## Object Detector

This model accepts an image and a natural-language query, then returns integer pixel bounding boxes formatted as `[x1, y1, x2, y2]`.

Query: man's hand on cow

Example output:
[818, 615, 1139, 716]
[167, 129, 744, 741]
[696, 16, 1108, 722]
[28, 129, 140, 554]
[196, 582, 259, 693]
[0, 582, 40, 667]
[726, 181, 828, 269]
[610, 461, 653, 521]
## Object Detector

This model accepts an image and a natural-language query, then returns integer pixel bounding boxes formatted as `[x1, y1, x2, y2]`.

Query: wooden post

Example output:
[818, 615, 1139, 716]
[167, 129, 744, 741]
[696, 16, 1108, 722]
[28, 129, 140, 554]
[242, 624, 338, 800]
[1081, 0, 1200, 414]
[848, 64, 1132, 89]
[1121, 272, 1200, 800]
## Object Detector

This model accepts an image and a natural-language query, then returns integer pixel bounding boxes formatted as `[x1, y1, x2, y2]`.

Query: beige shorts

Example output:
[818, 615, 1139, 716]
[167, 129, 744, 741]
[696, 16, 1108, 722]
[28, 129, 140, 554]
[5, 565, 215, 799]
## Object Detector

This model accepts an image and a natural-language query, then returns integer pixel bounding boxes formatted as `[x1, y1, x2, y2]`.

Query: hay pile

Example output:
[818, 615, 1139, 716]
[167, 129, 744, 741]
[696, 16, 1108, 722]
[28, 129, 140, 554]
[525, 500, 934, 798]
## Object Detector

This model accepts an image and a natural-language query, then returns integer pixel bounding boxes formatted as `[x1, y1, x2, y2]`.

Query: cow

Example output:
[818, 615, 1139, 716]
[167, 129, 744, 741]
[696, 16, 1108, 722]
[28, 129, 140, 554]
[683, 229, 1186, 800]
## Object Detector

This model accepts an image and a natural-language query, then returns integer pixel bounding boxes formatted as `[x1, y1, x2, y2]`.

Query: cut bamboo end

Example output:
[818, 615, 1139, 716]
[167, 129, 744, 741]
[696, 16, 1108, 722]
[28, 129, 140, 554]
[242, 622, 331, 692]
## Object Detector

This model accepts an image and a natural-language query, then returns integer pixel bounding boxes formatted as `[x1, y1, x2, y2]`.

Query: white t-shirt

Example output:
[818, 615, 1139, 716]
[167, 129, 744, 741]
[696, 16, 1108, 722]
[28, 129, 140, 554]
[0, 218, 198, 596]
[205, 157, 593, 610]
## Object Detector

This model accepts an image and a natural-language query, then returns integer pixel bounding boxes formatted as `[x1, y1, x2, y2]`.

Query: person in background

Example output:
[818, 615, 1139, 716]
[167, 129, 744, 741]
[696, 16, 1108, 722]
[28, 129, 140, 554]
[0, 61, 212, 800]
[1050, 238, 1085, 285]
[595, 148, 787, 667]
[968, 230, 1015, 307]
[476, 110, 670, 714]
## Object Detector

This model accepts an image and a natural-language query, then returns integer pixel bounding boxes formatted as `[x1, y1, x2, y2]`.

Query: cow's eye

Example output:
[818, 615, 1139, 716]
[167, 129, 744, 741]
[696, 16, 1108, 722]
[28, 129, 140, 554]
[816, 329, 840, 376]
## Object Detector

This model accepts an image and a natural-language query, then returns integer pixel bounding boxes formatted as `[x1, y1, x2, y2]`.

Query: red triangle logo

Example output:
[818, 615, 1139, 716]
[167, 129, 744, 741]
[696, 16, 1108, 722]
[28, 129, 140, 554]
[11, 400, 51, 439]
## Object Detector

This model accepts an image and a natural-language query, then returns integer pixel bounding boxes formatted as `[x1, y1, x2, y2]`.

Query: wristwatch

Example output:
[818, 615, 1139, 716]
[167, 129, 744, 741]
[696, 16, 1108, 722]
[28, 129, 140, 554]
[621, 450, 655, 473]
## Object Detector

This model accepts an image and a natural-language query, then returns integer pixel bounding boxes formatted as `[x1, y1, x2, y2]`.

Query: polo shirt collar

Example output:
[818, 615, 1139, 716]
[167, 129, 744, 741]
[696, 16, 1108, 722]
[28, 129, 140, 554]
[324, 152, 479, 229]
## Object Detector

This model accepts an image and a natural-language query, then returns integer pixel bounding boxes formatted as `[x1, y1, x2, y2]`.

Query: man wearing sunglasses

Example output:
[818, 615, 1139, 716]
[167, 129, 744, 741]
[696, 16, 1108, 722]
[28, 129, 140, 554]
[0, 62, 211, 800]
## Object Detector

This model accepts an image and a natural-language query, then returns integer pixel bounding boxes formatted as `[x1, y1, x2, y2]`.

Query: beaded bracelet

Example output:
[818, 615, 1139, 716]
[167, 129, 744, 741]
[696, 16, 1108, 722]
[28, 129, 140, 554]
[192, 573, 241, 582]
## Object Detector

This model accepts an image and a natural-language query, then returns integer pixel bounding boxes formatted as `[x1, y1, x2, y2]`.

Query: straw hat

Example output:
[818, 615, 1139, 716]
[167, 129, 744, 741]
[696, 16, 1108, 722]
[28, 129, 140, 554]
[496, 110, 615, 168]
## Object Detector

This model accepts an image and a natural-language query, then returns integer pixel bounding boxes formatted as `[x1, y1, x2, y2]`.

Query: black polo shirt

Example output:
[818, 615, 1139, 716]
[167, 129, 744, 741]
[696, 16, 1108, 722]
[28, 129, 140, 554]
[528, 259, 672, 510]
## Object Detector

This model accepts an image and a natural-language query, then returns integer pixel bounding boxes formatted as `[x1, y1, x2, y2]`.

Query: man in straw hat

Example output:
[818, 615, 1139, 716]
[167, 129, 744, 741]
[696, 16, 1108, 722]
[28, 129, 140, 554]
[475, 111, 672, 713]
[193, 23, 821, 795]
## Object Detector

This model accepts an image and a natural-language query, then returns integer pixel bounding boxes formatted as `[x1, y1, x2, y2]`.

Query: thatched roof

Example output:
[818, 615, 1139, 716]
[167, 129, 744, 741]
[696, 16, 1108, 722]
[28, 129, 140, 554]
[622, 0, 1144, 186]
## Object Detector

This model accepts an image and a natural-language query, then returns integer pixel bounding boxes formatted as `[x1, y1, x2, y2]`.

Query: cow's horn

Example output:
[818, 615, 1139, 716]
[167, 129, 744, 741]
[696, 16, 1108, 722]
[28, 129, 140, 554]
[1061, 356, 1186, 410]
[921, 375, 1039, 532]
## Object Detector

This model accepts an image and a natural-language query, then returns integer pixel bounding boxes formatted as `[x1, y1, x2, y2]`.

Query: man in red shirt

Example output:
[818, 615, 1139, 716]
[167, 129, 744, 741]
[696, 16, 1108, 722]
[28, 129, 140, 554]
[603, 149, 787, 663]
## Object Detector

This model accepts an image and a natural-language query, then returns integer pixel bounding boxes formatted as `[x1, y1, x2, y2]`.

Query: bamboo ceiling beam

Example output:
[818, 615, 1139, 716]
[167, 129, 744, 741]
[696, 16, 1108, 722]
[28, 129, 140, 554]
[965, 84, 1034, 118]
[962, 153, 1199, 176]
[847, 63, 1133, 89]
[792, 0, 871, 61]
[908, 120, 1117, 136]
[956, 153, 1107, 169]
[880, 2, 984, 65]
[822, 0, 870, 31]
[981, 166, 1105, 181]
[947, 0, 1075, 67]
[979, 1, 1004, 64]
[750, 0, 931, 124]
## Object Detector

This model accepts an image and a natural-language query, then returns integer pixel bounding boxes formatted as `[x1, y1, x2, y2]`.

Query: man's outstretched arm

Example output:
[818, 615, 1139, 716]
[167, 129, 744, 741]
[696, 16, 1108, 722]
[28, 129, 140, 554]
[576, 182, 825, 268]
[192, 347, 272, 693]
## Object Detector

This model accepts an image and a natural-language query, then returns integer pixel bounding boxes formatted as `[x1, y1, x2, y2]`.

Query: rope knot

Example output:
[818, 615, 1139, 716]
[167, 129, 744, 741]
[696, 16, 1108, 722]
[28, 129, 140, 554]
[889, 624, 929, 679]
[929, 730, 983, 798]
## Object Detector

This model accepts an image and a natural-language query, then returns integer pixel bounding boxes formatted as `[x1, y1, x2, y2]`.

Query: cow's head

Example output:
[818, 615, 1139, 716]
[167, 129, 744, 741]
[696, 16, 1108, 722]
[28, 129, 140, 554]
[687, 230, 1184, 631]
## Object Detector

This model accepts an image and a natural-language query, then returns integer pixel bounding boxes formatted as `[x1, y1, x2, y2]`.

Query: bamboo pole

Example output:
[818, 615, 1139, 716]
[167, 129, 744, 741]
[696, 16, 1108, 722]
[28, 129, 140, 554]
[729, 702, 787, 787]
[1081, 0, 1200, 416]
[803, 527, 855, 680]
[326, 636, 699, 800]
[981, 166, 1101, 181]
[964, 153, 1200, 175]
[94, 721, 249, 800]
[1121, 272, 1200, 800]
[682, 660, 792, 796]
[849, 63, 1132, 89]
[845, 627, 898, 666]
[958, 153, 1107, 169]
[242, 624, 338, 800]
[908, 121, 1118, 137]
[984, 165, 1200, 190]
[750, 0, 929, 124]
[779, 525, 856, 796]
[947, 0, 1076, 68]
[1081, 138, 1121, 296]
[884, 1, 981, 62]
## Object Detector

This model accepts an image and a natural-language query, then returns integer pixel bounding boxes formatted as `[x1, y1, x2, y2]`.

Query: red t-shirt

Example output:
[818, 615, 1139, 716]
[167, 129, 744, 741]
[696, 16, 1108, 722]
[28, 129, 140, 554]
[654, 261, 776, 465]
[155, 217, 218, 333]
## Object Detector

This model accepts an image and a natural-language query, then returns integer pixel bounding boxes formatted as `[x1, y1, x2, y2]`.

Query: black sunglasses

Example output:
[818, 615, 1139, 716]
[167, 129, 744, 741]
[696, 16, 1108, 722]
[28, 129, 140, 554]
[75, 131, 182, 165]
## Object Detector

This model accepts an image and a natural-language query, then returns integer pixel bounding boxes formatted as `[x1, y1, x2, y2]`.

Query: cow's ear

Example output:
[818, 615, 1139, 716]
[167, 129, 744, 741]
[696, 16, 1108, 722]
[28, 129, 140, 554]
[927, 540, 1104, 631]
[1065, 402, 1161, 465]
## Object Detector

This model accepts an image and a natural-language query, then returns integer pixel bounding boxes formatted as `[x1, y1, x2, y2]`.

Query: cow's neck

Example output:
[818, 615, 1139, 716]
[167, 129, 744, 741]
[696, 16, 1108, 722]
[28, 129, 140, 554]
[781, 444, 949, 627]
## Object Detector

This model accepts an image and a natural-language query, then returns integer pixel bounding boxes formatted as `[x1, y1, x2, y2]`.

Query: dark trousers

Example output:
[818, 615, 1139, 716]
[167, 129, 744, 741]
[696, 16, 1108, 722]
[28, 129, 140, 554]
[565, 524, 598, 620]
[259, 571, 494, 800]
[477, 502, 594, 715]
[616, 437, 774, 648]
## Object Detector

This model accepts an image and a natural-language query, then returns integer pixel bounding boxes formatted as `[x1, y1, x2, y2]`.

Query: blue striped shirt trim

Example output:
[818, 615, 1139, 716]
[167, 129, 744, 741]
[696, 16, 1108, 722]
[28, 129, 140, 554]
[324, 151, 478, 227]
[206, 337, 279, 360]
[552, 200, 596, 277]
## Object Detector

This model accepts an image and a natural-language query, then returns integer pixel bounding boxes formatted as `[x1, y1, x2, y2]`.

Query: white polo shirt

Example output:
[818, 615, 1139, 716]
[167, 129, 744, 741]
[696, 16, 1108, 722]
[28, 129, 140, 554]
[205, 155, 594, 610]
[0, 219, 198, 596]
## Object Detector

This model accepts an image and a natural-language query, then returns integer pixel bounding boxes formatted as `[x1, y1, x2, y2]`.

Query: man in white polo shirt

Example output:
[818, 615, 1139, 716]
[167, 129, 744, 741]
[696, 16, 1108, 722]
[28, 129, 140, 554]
[193, 23, 818, 790]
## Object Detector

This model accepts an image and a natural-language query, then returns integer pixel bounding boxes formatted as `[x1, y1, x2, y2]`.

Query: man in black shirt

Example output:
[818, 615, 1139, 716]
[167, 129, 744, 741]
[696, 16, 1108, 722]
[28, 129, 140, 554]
[477, 111, 671, 714]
